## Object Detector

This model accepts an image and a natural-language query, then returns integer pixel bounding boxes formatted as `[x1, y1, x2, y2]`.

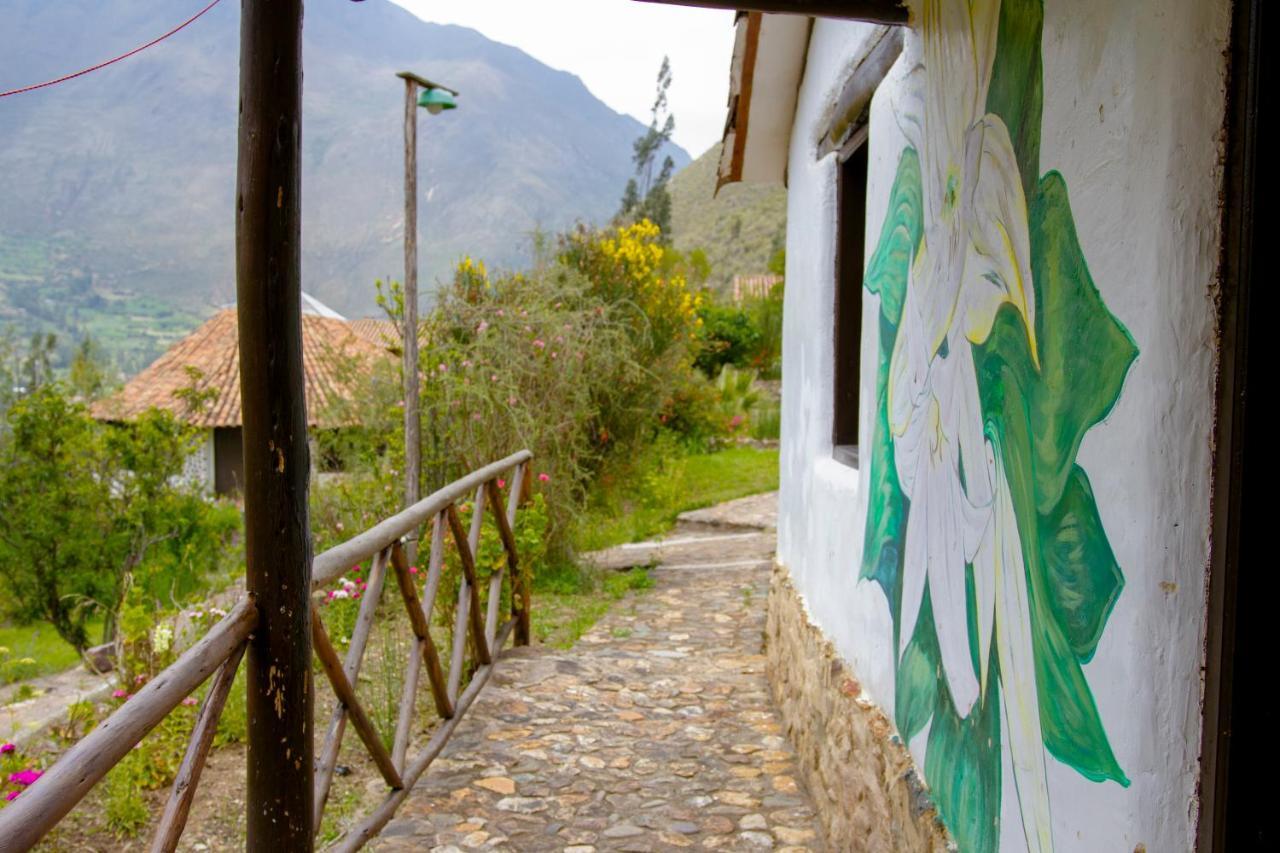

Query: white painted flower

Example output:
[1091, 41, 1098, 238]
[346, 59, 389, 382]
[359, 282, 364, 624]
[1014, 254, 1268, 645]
[890, 1, 1050, 850]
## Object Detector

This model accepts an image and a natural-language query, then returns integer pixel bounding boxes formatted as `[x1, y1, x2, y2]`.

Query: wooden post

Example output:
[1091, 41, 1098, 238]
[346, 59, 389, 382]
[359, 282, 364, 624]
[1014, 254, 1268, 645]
[402, 77, 422, 547]
[236, 1, 312, 848]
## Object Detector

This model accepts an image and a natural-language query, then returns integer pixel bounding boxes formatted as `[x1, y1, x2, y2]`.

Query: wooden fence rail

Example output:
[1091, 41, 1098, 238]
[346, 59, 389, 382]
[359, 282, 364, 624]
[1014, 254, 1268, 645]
[0, 450, 534, 853]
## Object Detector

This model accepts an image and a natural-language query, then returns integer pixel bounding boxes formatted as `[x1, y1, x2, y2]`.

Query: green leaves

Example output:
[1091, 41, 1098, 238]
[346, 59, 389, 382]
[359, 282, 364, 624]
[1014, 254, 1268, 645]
[860, 148, 923, 605]
[973, 172, 1134, 786]
[924, 649, 1003, 853]
[985, 0, 1045, 202]
[864, 148, 923, 327]
[895, 587, 941, 741]
[1026, 173, 1139, 513]
[1038, 466, 1124, 662]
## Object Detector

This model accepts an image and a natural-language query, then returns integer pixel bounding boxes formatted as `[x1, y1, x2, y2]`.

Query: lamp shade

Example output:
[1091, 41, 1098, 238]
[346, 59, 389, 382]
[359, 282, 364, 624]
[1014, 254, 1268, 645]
[418, 87, 457, 114]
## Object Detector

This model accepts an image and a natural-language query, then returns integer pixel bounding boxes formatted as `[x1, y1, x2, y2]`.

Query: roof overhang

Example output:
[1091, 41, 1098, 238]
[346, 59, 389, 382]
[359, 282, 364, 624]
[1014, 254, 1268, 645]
[716, 11, 813, 191]
[633, 1, 908, 24]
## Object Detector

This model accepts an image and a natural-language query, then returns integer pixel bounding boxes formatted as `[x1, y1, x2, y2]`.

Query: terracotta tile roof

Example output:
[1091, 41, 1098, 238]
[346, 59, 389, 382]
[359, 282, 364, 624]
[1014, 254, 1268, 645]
[92, 309, 391, 429]
[346, 318, 402, 352]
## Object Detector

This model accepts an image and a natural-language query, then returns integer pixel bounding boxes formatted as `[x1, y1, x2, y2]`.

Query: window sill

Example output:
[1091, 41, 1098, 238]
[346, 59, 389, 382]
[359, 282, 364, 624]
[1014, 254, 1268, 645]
[833, 445, 859, 468]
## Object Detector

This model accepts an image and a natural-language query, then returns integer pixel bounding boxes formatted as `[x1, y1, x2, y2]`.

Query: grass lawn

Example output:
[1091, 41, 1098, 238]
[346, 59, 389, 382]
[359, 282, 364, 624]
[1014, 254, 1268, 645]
[574, 444, 779, 552]
[529, 444, 777, 649]
[0, 621, 98, 684]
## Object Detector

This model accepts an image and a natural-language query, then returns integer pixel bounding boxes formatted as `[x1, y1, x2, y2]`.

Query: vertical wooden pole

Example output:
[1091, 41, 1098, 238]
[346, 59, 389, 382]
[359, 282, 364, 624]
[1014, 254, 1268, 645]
[236, 1, 312, 849]
[403, 78, 422, 551]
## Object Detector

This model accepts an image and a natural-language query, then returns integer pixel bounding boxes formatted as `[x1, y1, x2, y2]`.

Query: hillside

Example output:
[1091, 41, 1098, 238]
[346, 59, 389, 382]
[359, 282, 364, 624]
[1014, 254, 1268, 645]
[0, 0, 687, 373]
[667, 142, 787, 293]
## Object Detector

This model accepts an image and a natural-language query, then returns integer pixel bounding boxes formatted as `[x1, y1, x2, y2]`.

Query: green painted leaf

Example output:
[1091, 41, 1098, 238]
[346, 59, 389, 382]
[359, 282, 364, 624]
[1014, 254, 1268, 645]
[861, 148, 921, 606]
[924, 645, 1002, 853]
[986, 0, 1044, 202]
[860, 315, 908, 601]
[1038, 465, 1124, 663]
[975, 311, 1129, 787]
[864, 147, 922, 327]
[896, 587, 941, 741]
[1027, 173, 1139, 513]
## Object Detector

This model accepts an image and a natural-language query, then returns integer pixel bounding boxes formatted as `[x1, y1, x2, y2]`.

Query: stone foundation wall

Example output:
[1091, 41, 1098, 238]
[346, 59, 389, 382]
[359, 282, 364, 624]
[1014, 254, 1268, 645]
[765, 562, 952, 851]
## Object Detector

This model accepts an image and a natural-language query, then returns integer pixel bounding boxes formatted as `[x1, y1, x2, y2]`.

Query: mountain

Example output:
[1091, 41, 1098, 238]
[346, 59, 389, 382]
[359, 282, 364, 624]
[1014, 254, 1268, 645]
[667, 142, 786, 293]
[0, 0, 687, 373]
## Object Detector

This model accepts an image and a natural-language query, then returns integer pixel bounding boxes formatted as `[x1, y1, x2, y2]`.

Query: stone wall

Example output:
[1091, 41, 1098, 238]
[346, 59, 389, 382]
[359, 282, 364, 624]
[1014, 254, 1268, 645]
[765, 562, 951, 851]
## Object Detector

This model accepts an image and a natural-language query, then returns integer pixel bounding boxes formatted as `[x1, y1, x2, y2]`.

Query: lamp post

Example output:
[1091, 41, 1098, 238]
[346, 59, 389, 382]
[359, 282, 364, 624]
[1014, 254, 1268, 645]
[397, 71, 458, 557]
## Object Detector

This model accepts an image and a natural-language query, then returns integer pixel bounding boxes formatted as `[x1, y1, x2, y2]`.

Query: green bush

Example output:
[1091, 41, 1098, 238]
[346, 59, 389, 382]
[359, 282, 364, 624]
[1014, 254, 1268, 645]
[694, 302, 761, 378]
[0, 385, 242, 653]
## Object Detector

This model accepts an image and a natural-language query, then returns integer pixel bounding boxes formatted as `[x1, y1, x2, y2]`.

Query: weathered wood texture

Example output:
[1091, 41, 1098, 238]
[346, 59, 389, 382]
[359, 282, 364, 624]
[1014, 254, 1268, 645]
[235, 0, 313, 848]
[0, 600, 257, 852]
[312, 605, 405, 790]
[312, 450, 532, 588]
[150, 642, 248, 853]
[633, 0, 908, 23]
[314, 549, 390, 832]
[402, 77, 422, 536]
[447, 502, 493, 667]
[333, 620, 518, 853]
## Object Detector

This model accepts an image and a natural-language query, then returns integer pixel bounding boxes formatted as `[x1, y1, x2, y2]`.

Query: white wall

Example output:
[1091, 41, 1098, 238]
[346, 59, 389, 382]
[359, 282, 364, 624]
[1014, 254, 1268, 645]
[777, 1, 1229, 849]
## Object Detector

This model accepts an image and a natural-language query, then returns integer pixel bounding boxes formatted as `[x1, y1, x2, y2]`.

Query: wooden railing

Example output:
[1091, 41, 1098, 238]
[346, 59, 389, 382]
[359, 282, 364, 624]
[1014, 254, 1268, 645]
[0, 450, 534, 853]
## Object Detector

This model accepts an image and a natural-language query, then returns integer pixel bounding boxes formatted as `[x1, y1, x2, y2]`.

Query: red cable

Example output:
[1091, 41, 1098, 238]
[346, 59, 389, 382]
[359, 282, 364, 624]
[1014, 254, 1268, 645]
[0, 0, 224, 99]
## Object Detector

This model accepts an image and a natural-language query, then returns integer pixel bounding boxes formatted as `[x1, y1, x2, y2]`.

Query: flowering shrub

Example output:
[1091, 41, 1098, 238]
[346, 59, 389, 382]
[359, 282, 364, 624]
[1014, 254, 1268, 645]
[560, 218, 704, 360]
[0, 742, 42, 807]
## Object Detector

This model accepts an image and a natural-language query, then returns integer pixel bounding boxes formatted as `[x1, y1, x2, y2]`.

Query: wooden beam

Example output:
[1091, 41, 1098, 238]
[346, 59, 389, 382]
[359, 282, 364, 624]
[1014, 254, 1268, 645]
[632, 0, 908, 24]
[235, 0, 313, 848]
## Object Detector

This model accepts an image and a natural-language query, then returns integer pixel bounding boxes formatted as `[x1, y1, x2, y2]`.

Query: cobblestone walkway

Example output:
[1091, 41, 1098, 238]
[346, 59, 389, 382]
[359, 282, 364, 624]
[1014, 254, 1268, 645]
[372, 493, 825, 852]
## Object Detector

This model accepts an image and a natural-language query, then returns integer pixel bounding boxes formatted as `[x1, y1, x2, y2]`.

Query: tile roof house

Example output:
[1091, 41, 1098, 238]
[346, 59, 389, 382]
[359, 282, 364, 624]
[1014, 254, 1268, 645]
[93, 303, 397, 495]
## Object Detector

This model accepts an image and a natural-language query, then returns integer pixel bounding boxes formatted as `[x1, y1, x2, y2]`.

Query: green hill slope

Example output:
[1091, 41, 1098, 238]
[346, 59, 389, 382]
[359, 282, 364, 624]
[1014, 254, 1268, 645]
[668, 143, 787, 293]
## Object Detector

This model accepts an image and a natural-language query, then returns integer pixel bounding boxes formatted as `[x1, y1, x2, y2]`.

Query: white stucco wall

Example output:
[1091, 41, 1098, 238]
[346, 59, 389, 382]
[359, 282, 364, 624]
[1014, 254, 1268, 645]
[777, 1, 1229, 849]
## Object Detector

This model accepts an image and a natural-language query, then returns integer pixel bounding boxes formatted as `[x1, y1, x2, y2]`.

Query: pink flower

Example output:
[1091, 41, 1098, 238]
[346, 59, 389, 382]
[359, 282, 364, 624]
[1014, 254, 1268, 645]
[409, 566, 419, 575]
[497, 479, 506, 489]
[538, 473, 550, 483]
[438, 363, 448, 372]
[476, 321, 489, 334]
[496, 309, 506, 317]
[5, 790, 19, 801]
[135, 674, 147, 685]
[0, 743, 14, 754]
[491, 374, 499, 382]
[112, 690, 128, 700]
[8, 769, 42, 786]
[181, 696, 198, 707]
[532, 339, 546, 349]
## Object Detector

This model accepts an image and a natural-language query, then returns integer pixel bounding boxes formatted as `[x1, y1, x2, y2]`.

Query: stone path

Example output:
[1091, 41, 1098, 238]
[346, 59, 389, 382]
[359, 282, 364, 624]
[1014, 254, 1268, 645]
[373, 492, 825, 852]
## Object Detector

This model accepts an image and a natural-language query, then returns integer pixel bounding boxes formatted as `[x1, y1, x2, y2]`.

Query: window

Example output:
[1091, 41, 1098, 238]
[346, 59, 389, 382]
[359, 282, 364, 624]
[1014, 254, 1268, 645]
[833, 131, 868, 467]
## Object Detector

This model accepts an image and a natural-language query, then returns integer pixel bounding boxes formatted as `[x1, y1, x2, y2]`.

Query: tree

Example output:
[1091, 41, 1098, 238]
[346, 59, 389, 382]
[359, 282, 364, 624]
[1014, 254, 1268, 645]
[0, 385, 239, 653]
[67, 336, 117, 401]
[618, 57, 677, 235]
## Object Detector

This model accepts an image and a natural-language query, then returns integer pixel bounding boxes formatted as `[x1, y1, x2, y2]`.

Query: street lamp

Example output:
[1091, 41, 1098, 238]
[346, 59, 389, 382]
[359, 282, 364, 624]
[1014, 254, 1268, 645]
[396, 71, 459, 556]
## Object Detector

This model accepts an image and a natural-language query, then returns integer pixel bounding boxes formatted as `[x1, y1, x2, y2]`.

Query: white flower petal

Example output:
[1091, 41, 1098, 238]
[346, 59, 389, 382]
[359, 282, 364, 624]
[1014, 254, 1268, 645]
[888, 250, 937, 440]
[970, 441, 998, 694]
[991, 445, 1054, 853]
[960, 114, 1038, 361]
[898, 425, 933, 661]
[925, 432, 980, 716]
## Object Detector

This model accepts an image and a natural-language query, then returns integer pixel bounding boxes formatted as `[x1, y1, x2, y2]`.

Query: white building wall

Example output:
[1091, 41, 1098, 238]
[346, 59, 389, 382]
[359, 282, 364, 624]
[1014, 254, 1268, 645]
[776, 1, 1229, 849]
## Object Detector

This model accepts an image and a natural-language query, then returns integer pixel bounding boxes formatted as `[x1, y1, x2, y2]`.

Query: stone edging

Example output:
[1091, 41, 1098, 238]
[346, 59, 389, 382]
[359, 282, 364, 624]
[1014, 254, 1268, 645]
[765, 561, 954, 851]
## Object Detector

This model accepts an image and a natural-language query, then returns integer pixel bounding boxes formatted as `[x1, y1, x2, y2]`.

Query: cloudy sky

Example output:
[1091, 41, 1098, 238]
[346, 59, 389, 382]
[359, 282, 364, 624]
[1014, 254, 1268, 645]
[390, 0, 736, 156]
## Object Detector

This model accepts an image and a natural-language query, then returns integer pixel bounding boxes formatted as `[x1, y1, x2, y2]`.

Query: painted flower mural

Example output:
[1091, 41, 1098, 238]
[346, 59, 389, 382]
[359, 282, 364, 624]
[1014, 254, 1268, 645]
[860, 0, 1138, 850]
